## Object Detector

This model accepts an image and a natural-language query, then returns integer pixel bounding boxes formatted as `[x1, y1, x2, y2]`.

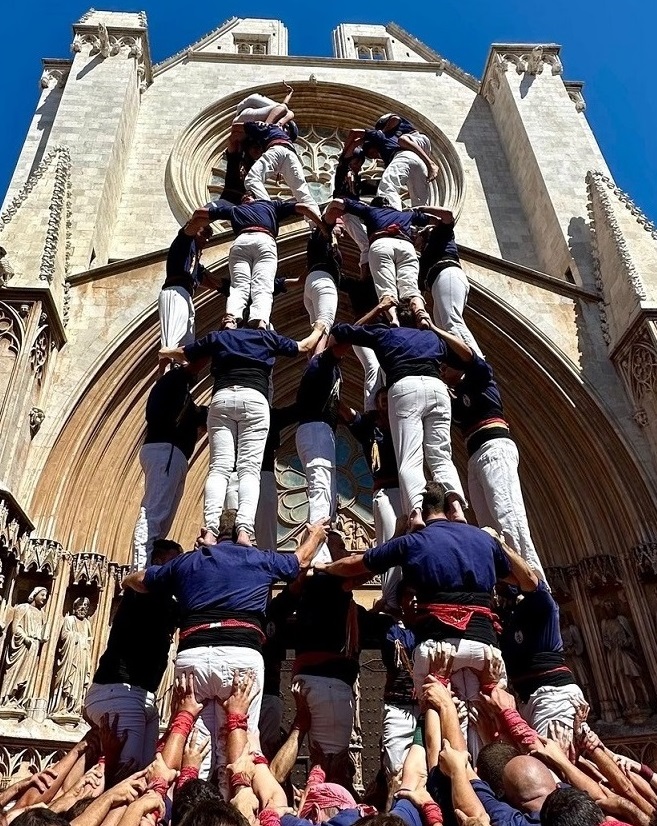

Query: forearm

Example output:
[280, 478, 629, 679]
[61, 753, 87, 794]
[589, 748, 649, 809]
[424, 708, 442, 771]
[121, 571, 147, 593]
[71, 794, 114, 826]
[629, 772, 657, 808]
[320, 556, 369, 578]
[354, 305, 383, 326]
[546, 752, 606, 801]
[399, 136, 434, 170]
[297, 327, 324, 353]
[0, 777, 33, 809]
[450, 769, 488, 821]
[253, 764, 287, 810]
[429, 325, 473, 363]
[295, 205, 323, 228]
[437, 699, 466, 751]
[270, 725, 304, 783]
[226, 726, 249, 767]
[18, 745, 86, 807]
[158, 347, 187, 365]
[418, 207, 454, 224]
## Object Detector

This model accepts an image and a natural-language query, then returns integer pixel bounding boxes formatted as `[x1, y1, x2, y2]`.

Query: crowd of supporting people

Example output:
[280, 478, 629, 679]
[4, 88, 656, 826]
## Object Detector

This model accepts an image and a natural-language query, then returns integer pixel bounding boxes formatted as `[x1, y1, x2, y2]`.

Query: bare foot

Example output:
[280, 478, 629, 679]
[445, 497, 467, 523]
[196, 527, 218, 548]
[428, 163, 439, 182]
[236, 530, 252, 547]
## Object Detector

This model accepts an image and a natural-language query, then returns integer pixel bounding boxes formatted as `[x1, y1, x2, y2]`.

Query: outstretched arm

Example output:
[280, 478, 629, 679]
[295, 204, 326, 232]
[185, 207, 213, 236]
[417, 206, 454, 224]
[121, 570, 147, 593]
[354, 295, 397, 326]
[314, 554, 369, 578]
[398, 135, 438, 181]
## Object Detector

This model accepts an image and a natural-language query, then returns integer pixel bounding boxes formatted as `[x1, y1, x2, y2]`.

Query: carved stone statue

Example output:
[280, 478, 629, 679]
[600, 600, 651, 714]
[0, 587, 49, 706]
[50, 597, 93, 716]
[560, 612, 591, 695]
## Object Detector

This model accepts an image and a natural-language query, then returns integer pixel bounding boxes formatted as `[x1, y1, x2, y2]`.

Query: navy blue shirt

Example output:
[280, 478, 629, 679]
[331, 323, 446, 387]
[375, 114, 417, 137]
[419, 222, 460, 290]
[207, 198, 297, 238]
[472, 779, 542, 826]
[348, 410, 399, 491]
[143, 542, 300, 652]
[283, 801, 420, 826]
[184, 329, 299, 398]
[363, 128, 401, 165]
[342, 198, 429, 240]
[163, 229, 209, 296]
[451, 354, 506, 437]
[500, 581, 573, 700]
[296, 350, 342, 428]
[244, 121, 294, 149]
[363, 519, 511, 644]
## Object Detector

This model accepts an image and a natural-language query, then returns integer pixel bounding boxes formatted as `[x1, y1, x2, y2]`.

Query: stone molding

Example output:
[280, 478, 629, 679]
[482, 44, 563, 103]
[565, 81, 586, 113]
[71, 23, 151, 91]
[0, 146, 72, 285]
[589, 170, 657, 242]
[40, 61, 71, 91]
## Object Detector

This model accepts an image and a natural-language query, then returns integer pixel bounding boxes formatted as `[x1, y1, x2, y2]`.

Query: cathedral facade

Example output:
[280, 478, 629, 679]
[1, 10, 657, 780]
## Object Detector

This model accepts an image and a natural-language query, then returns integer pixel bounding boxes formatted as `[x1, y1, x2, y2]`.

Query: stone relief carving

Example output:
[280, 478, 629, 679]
[0, 302, 22, 356]
[0, 588, 49, 708]
[71, 553, 108, 587]
[498, 47, 563, 76]
[0, 247, 14, 287]
[50, 598, 93, 717]
[29, 324, 52, 384]
[567, 87, 586, 113]
[599, 600, 651, 719]
[29, 408, 45, 437]
[21, 539, 63, 577]
[40, 68, 69, 90]
[617, 328, 657, 422]
[559, 611, 592, 697]
[577, 554, 622, 591]
[72, 25, 148, 91]
[633, 542, 657, 578]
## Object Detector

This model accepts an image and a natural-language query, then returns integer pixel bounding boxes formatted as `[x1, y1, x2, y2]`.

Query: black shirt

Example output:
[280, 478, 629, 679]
[419, 223, 460, 291]
[262, 405, 299, 472]
[93, 590, 178, 692]
[263, 587, 299, 696]
[293, 574, 366, 686]
[348, 411, 399, 491]
[307, 228, 342, 285]
[162, 229, 209, 296]
[143, 370, 198, 460]
[339, 275, 379, 319]
[296, 350, 342, 429]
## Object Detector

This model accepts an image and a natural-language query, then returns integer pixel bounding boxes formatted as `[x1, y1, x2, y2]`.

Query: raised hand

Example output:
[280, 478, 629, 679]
[291, 679, 312, 733]
[173, 671, 204, 719]
[182, 728, 211, 770]
[428, 641, 456, 680]
[438, 739, 470, 778]
[222, 670, 257, 716]
[479, 645, 506, 691]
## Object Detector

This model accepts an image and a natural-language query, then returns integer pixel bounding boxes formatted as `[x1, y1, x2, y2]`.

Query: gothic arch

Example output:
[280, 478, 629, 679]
[29, 234, 657, 567]
[166, 80, 466, 223]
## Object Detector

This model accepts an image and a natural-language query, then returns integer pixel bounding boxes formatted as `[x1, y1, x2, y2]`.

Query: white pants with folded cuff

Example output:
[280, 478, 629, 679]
[304, 270, 338, 331]
[293, 674, 354, 755]
[227, 233, 278, 324]
[468, 437, 546, 580]
[414, 638, 505, 762]
[341, 214, 370, 266]
[430, 265, 483, 358]
[373, 487, 404, 608]
[205, 387, 270, 537]
[176, 645, 264, 798]
[377, 149, 430, 211]
[387, 375, 465, 514]
[369, 237, 421, 302]
[296, 421, 336, 564]
[245, 146, 320, 217]
[353, 346, 384, 412]
[85, 682, 159, 770]
[158, 286, 195, 348]
[233, 94, 283, 124]
[133, 443, 188, 569]
[520, 683, 585, 744]
[382, 702, 419, 777]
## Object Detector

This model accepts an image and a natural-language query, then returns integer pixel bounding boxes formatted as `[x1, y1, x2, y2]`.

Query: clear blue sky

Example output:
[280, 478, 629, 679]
[1, 0, 655, 222]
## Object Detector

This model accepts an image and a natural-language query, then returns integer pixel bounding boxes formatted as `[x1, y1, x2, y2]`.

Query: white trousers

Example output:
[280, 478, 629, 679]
[293, 674, 354, 755]
[158, 286, 195, 348]
[227, 233, 278, 324]
[233, 94, 280, 123]
[244, 146, 320, 217]
[353, 346, 384, 412]
[431, 266, 483, 357]
[468, 438, 546, 579]
[414, 638, 505, 761]
[520, 684, 586, 742]
[382, 703, 419, 776]
[378, 150, 430, 211]
[255, 469, 278, 550]
[373, 487, 404, 608]
[304, 271, 338, 331]
[205, 387, 270, 536]
[132, 443, 188, 569]
[388, 376, 465, 513]
[296, 422, 336, 564]
[85, 682, 159, 769]
[176, 645, 264, 796]
[369, 237, 420, 301]
[259, 693, 284, 760]
[341, 213, 370, 266]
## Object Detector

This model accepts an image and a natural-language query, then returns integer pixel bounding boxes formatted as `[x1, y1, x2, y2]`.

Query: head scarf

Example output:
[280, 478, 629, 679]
[299, 766, 358, 822]
[28, 587, 47, 604]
